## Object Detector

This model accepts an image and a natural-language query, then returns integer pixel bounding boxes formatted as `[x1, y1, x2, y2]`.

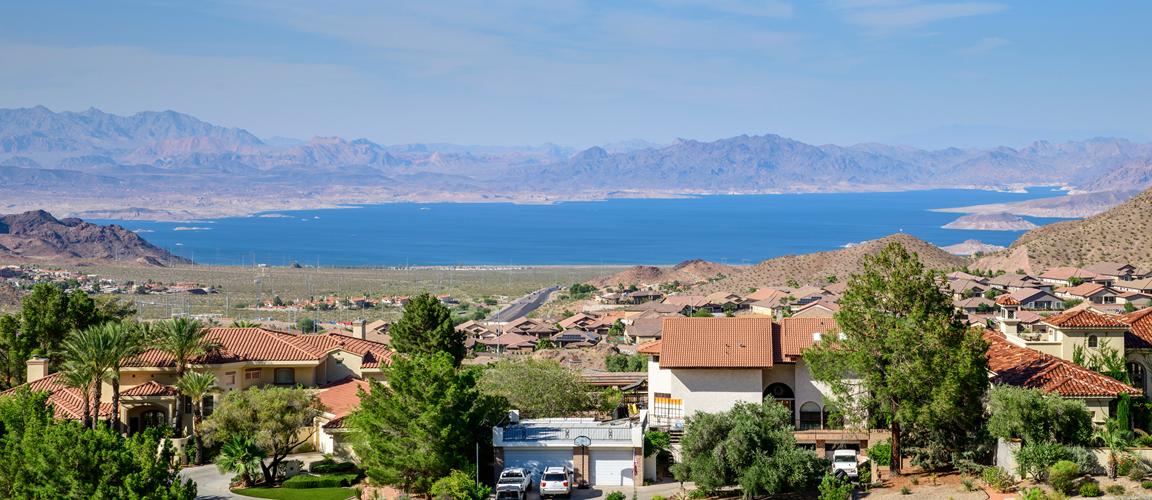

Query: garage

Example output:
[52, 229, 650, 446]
[590, 449, 635, 486]
[503, 448, 573, 482]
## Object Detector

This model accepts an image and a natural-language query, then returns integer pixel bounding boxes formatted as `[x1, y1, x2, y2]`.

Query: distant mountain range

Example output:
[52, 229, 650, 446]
[2, 106, 1152, 220]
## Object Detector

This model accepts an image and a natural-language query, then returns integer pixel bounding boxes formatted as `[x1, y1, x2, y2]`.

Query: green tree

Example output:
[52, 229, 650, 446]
[390, 293, 465, 366]
[1073, 342, 1131, 384]
[0, 313, 32, 388]
[1093, 418, 1132, 479]
[215, 436, 266, 487]
[0, 387, 196, 498]
[672, 400, 827, 496]
[605, 354, 647, 372]
[430, 469, 492, 500]
[478, 358, 598, 418]
[804, 242, 989, 474]
[986, 386, 1093, 446]
[106, 322, 146, 433]
[350, 352, 506, 494]
[154, 318, 219, 432]
[691, 308, 713, 317]
[203, 386, 323, 485]
[296, 317, 316, 333]
[176, 371, 218, 465]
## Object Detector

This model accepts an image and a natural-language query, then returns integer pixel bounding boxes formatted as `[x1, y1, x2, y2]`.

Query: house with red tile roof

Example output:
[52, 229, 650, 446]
[641, 316, 861, 453]
[1121, 308, 1152, 395]
[313, 377, 372, 459]
[984, 329, 1137, 422]
[1040, 266, 1110, 287]
[1056, 283, 1122, 305]
[2, 327, 392, 436]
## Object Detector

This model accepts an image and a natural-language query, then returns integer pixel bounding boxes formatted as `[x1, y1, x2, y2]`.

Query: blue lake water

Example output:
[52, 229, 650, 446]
[96, 188, 1071, 266]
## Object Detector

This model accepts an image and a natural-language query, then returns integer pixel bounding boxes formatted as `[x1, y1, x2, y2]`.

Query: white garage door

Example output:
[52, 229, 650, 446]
[503, 448, 573, 482]
[590, 449, 635, 486]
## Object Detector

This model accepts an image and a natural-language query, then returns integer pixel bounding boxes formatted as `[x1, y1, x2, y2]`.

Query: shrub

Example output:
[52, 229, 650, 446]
[1020, 487, 1051, 500]
[1141, 480, 1152, 489]
[282, 473, 359, 488]
[606, 492, 627, 500]
[867, 440, 892, 466]
[899, 485, 911, 495]
[818, 473, 853, 500]
[1079, 482, 1102, 497]
[430, 470, 490, 500]
[1137, 434, 1152, 447]
[1047, 460, 1078, 495]
[1065, 446, 1103, 476]
[1130, 465, 1148, 481]
[982, 466, 1016, 493]
[1117, 454, 1143, 478]
[1015, 442, 1072, 481]
[309, 458, 358, 474]
[651, 496, 667, 500]
[1105, 484, 1125, 496]
[961, 478, 975, 492]
[956, 459, 983, 476]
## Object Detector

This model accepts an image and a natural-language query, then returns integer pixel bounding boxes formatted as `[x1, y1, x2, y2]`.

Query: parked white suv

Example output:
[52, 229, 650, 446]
[832, 449, 859, 480]
[539, 466, 573, 497]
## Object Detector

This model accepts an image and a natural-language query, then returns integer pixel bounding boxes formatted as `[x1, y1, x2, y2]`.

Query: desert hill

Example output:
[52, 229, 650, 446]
[697, 233, 966, 292]
[0, 210, 188, 266]
[590, 259, 738, 288]
[974, 186, 1152, 273]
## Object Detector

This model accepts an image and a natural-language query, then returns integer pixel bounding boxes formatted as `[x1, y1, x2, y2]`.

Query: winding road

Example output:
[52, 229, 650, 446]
[489, 286, 559, 322]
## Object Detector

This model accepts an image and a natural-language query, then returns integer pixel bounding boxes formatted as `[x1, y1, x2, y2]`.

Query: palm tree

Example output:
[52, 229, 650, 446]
[105, 322, 146, 433]
[1094, 417, 1133, 479]
[63, 325, 118, 429]
[216, 436, 266, 487]
[60, 362, 95, 428]
[230, 320, 261, 328]
[153, 318, 218, 433]
[176, 371, 217, 465]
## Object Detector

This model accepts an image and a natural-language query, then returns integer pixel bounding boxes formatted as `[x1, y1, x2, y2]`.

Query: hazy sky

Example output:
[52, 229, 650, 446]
[1, 1, 1149, 148]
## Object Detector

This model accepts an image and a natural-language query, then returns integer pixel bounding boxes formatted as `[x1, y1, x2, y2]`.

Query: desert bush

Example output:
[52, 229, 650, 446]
[1079, 482, 1102, 497]
[899, 485, 911, 495]
[605, 492, 627, 500]
[961, 478, 976, 491]
[867, 440, 892, 466]
[1047, 460, 1078, 495]
[309, 458, 358, 474]
[1065, 446, 1103, 476]
[817, 473, 853, 500]
[1016, 442, 1072, 481]
[982, 465, 1016, 493]
[1141, 480, 1152, 489]
[1105, 483, 1125, 496]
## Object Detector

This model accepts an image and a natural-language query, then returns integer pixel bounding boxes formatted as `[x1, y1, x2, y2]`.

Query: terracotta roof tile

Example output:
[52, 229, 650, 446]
[121, 380, 178, 397]
[128, 328, 394, 368]
[659, 317, 774, 368]
[995, 295, 1021, 306]
[1042, 309, 1127, 329]
[290, 333, 394, 369]
[777, 317, 840, 362]
[316, 377, 370, 422]
[984, 330, 1138, 397]
[1040, 267, 1101, 281]
[1058, 283, 1110, 297]
[0, 373, 113, 420]
[636, 340, 662, 355]
[1122, 308, 1152, 350]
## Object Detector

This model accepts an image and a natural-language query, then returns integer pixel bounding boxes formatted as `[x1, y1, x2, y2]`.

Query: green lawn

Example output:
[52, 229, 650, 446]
[233, 486, 357, 500]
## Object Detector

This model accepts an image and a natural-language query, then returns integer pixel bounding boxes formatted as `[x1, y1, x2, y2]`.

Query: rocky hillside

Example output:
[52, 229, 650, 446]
[590, 259, 738, 288]
[974, 186, 1152, 272]
[698, 234, 966, 292]
[0, 210, 188, 266]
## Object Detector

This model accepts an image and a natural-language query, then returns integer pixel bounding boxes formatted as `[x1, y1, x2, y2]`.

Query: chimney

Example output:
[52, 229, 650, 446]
[26, 357, 48, 383]
[352, 319, 367, 340]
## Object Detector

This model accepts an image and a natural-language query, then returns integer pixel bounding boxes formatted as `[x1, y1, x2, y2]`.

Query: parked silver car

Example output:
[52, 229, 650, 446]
[539, 466, 573, 497]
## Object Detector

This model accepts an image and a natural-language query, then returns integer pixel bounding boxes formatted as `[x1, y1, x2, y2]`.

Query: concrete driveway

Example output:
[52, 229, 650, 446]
[179, 452, 328, 500]
[524, 481, 692, 500]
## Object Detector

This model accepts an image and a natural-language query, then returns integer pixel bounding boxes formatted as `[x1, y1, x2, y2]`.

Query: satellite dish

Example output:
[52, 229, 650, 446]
[574, 435, 591, 447]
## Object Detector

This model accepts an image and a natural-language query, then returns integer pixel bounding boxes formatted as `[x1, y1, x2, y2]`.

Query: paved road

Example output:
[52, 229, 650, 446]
[490, 286, 559, 322]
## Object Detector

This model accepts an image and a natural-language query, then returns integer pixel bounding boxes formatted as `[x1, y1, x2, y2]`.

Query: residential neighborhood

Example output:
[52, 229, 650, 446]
[5, 249, 1152, 499]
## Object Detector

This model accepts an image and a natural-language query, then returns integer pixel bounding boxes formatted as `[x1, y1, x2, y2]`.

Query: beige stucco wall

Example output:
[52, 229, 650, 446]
[647, 358, 674, 409]
[671, 368, 763, 416]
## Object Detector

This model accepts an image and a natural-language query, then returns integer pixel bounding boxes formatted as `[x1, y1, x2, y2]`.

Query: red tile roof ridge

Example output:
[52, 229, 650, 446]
[984, 329, 1138, 397]
[1042, 309, 1127, 328]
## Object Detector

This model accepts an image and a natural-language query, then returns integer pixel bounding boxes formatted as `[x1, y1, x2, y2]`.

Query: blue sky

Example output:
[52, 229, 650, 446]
[1, 1, 1149, 148]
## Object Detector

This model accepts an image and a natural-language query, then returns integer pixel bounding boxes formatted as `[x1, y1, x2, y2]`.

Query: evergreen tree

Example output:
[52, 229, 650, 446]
[350, 352, 506, 494]
[804, 242, 989, 474]
[390, 293, 465, 366]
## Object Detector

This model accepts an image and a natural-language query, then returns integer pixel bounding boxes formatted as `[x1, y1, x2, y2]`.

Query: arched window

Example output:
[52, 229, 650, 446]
[1088, 335, 1099, 348]
[140, 410, 166, 429]
[764, 383, 795, 422]
[799, 402, 822, 431]
[1128, 362, 1148, 395]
